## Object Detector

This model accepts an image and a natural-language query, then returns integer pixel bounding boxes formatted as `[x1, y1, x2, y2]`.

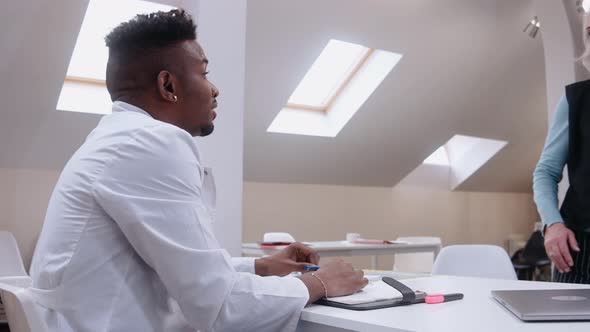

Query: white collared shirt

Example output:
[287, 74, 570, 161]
[30, 101, 308, 332]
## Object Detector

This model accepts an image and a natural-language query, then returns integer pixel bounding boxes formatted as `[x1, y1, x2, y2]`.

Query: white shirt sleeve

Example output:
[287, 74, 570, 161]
[232, 257, 256, 273]
[92, 123, 308, 332]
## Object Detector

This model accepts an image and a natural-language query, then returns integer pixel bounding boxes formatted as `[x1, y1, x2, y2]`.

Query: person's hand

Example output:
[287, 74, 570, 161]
[299, 259, 368, 304]
[255, 242, 320, 277]
[544, 222, 580, 273]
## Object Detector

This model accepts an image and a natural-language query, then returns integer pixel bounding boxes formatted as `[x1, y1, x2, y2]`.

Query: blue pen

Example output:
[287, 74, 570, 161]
[304, 265, 320, 271]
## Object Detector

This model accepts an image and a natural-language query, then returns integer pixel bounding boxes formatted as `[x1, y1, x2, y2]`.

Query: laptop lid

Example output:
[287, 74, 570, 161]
[492, 289, 590, 321]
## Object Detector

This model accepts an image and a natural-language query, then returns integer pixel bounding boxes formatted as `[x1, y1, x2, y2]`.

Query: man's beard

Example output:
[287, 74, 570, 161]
[200, 124, 215, 137]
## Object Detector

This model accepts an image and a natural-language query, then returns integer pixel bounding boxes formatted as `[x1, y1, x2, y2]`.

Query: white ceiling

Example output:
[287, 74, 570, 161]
[0, 0, 548, 193]
[243, 0, 548, 192]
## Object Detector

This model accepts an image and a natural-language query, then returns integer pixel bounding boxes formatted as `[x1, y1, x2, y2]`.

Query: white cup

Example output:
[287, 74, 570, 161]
[346, 233, 361, 242]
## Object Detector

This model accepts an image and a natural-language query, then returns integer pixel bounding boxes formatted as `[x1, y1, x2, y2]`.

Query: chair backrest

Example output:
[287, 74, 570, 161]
[432, 245, 517, 280]
[0, 277, 47, 332]
[393, 237, 441, 273]
[0, 232, 27, 277]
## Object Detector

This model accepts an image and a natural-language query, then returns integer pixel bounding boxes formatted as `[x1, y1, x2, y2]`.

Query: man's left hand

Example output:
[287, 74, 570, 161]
[255, 242, 320, 277]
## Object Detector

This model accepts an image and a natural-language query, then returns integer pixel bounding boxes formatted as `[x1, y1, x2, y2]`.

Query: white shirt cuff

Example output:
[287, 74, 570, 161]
[231, 257, 256, 274]
[289, 276, 310, 304]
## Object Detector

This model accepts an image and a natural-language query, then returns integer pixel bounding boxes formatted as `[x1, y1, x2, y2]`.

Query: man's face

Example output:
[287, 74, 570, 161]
[176, 41, 219, 137]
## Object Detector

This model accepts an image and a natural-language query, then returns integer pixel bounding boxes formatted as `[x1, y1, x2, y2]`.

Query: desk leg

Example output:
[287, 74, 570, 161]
[370, 256, 378, 270]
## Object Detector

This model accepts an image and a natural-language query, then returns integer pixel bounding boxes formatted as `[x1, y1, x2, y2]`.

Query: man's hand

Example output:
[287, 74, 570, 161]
[255, 242, 320, 277]
[544, 223, 580, 273]
[299, 259, 368, 304]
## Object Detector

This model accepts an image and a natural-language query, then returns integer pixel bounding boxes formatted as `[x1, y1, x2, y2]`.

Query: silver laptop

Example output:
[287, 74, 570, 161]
[492, 289, 590, 321]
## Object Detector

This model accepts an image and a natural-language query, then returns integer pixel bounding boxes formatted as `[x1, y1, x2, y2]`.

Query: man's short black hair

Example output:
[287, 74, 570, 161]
[105, 9, 197, 61]
[105, 9, 198, 101]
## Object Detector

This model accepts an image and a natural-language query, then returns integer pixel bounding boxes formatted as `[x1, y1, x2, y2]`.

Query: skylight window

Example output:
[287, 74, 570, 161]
[57, 0, 174, 115]
[268, 39, 403, 137]
[404, 134, 508, 190]
[445, 135, 507, 190]
[288, 40, 370, 110]
[424, 146, 450, 166]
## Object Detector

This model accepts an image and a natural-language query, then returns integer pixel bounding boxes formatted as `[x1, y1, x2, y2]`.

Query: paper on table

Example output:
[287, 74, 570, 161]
[349, 239, 411, 245]
[326, 278, 403, 305]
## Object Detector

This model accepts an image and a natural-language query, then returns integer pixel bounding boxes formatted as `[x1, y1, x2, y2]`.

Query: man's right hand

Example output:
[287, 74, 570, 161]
[299, 259, 368, 304]
[544, 222, 580, 273]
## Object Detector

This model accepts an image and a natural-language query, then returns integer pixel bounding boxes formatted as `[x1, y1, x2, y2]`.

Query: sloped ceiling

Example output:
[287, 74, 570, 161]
[243, 0, 548, 192]
[0, 0, 196, 170]
[0, 0, 96, 170]
[0, 0, 548, 193]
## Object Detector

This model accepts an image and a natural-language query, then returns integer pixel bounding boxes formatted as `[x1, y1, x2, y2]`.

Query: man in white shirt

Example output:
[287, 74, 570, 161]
[30, 9, 367, 332]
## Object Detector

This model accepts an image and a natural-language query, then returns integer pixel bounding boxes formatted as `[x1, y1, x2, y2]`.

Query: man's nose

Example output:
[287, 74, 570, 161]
[211, 82, 219, 98]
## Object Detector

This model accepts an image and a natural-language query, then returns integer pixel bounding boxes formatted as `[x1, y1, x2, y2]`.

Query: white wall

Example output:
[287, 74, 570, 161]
[0, 169, 60, 268]
[534, 0, 577, 121]
[192, 0, 247, 255]
[243, 182, 538, 270]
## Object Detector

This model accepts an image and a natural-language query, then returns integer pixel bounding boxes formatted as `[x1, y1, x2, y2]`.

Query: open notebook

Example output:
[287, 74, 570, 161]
[326, 275, 423, 305]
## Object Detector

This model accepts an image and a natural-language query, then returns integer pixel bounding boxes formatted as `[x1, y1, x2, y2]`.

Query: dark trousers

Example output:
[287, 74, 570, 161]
[553, 230, 590, 284]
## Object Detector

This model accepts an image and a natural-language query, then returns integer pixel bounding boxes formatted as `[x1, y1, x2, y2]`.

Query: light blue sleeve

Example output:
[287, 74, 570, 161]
[533, 95, 569, 227]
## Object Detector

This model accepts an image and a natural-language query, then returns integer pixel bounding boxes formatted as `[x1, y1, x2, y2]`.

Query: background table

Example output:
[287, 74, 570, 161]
[242, 241, 442, 269]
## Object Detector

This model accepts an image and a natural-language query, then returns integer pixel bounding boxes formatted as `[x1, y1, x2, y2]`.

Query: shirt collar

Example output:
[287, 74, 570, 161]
[112, 101, 153, 118]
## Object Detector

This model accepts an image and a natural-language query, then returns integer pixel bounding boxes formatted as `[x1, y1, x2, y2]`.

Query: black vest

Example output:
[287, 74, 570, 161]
[561, 79, 590, 230]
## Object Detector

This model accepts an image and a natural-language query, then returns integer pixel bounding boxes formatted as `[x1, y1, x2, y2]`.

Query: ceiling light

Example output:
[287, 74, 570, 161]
[576, 0, 590, 13]
[523, 16, 540, 39]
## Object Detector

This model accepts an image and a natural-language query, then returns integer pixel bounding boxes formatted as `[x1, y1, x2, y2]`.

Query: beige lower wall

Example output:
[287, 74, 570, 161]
[243, 182, 539, 270]
[0, 168, 60, 269]
[0, 169, 540, 272]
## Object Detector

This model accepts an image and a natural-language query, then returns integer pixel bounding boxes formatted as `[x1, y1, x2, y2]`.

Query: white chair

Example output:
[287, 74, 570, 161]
[0, 232, 27, 277]
[262, 232, 296, 243]
[0, 276, 47, 332]
[432, 245, 517, 280]
[392, 236, 441, 273]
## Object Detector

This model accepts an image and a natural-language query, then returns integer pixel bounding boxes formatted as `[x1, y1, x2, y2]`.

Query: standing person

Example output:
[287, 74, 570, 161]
[533, 18, 590, 285]
[30, 9, 367, 332]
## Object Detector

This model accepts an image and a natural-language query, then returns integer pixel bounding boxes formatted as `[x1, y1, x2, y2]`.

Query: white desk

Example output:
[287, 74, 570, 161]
[242, 241, 441, 269]
[296, 275, 590, 332]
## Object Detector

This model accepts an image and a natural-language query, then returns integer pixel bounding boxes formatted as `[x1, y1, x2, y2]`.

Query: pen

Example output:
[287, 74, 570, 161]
[303, 265, 320, 271]
[424, 293, 463, 304]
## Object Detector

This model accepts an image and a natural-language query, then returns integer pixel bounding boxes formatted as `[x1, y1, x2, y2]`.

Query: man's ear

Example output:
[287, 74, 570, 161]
[157, 70, 178, 103]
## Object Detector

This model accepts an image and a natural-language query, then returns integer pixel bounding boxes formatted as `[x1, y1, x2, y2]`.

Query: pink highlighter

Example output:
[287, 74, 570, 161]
[424, 293, 463, 304]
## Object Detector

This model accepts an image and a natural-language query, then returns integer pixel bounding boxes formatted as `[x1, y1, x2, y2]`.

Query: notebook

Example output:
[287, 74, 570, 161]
[328, 276, 405, 305]
[316, 275, 427, 310]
